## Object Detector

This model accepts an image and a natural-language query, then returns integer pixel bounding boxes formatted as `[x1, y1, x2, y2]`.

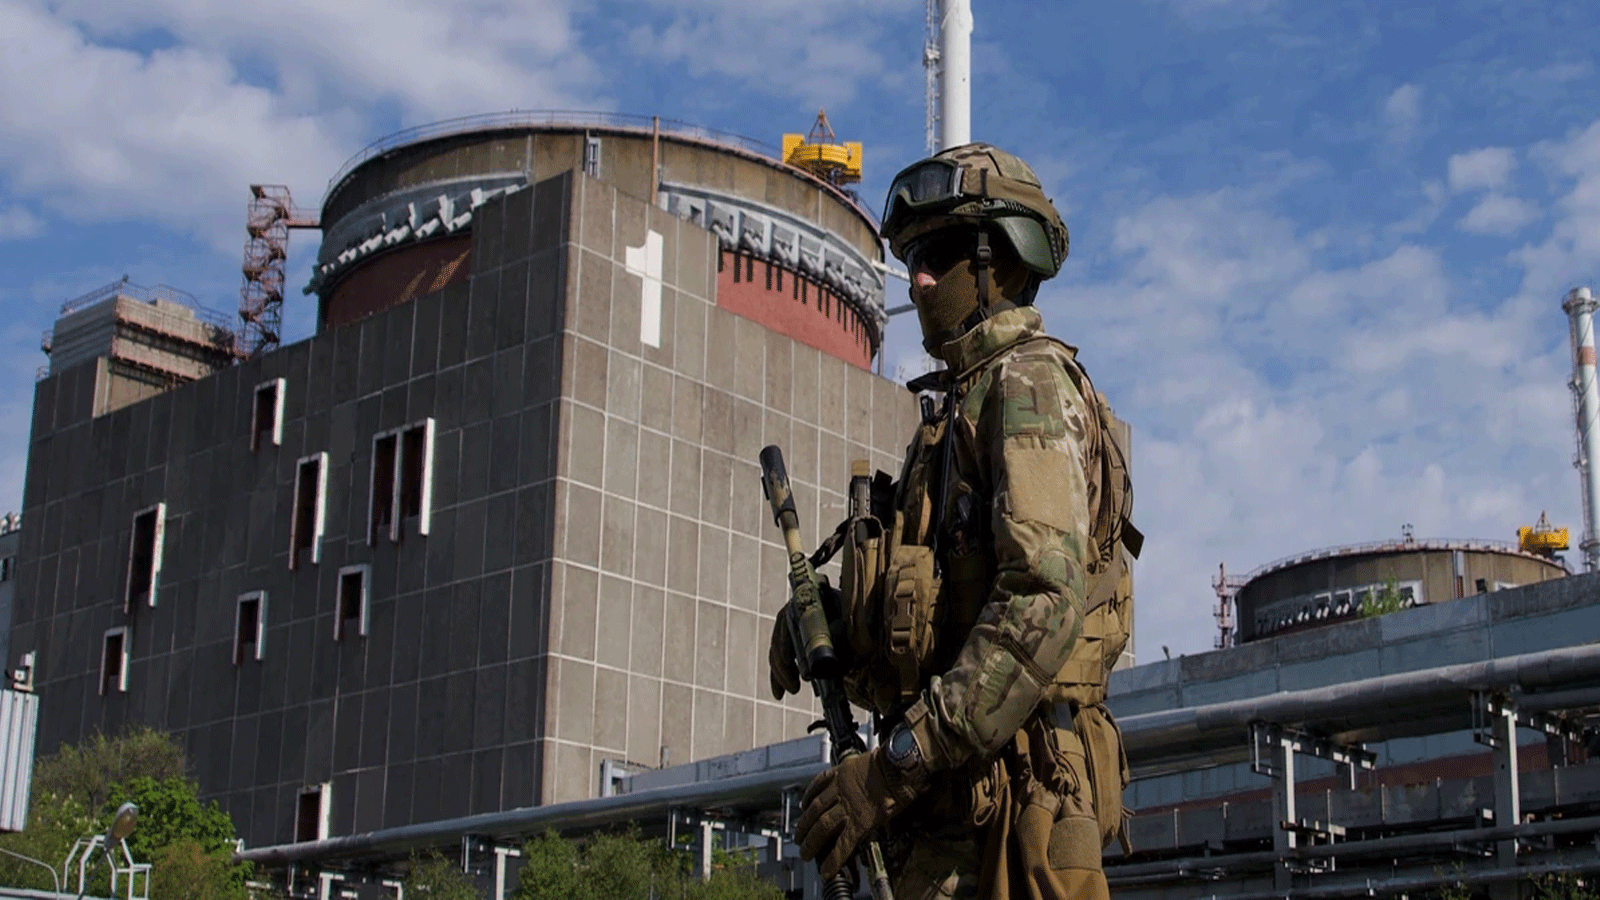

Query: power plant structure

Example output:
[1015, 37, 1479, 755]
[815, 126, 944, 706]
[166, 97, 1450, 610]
[1122, 284, 1600, 897]
[11, 112, 920, 877]
[8, 0, 1600, 888]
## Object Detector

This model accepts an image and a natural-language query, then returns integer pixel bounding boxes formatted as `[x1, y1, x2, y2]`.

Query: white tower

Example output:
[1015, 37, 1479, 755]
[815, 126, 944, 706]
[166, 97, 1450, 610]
[925, 0, 973, 153]
[1563, 286, 1600, 572]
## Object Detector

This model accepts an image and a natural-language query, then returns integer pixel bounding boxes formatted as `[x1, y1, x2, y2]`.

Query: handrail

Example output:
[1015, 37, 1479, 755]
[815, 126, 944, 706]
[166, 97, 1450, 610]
[1242, 536, 1560, 584]
[323, 110, 779, 205]
[55, 279, 235, 334]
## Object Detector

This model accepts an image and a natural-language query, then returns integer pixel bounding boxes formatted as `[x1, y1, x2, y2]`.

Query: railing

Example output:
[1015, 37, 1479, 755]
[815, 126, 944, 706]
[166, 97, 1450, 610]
[1244, 536, 1546, 582]
[57, 278, 236, 334]
[323, 110, 781, 205]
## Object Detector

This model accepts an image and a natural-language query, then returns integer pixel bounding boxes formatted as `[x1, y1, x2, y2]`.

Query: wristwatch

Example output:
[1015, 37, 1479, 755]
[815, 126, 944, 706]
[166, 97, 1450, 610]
[883, 722, 925, 775]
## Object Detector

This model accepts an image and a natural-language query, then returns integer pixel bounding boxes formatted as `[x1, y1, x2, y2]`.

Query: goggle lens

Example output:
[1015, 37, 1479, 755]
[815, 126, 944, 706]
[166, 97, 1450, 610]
[882, 161, 964, 228]
[906, 229, 976, 276]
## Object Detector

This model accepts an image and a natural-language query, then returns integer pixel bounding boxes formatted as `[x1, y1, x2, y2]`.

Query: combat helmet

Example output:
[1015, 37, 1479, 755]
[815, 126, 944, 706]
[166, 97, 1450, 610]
[881, 142, 1069, 280]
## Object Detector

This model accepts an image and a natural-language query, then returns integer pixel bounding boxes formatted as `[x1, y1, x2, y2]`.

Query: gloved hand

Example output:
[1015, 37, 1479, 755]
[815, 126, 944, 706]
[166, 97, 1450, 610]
[768, 614, 800, 699]
[796, 748, 924, 879]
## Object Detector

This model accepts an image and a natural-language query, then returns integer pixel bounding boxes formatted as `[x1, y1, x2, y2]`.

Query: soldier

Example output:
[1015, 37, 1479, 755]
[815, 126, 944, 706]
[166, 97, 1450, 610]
[770, 143, 1140, 899]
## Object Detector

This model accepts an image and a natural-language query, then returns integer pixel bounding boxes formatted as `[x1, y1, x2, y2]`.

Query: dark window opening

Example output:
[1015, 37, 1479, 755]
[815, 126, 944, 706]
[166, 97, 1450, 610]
[764, 261, 772, 290]
[374, 420, 434, 543]
[295, 786, 325, 842]
[291, 454, 326, 568]
[126, 505, 163, 610]
[731, 252, 741, 283]
[252, 379, 283, 452]
[399, 428, 426, 520]
[0, 556, 12, 582]
[370, 434, 397, 544]
[336, 567, 368, 641]
[101, 630, 126, 695]
[235, 595, 262, 664]
[744, 255, 753, 280]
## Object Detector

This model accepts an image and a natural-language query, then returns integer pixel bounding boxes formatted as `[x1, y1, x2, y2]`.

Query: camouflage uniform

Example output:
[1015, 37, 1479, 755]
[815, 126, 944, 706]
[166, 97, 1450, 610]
[872, 305, 1129, 900]
[784, 143, 1136, 900]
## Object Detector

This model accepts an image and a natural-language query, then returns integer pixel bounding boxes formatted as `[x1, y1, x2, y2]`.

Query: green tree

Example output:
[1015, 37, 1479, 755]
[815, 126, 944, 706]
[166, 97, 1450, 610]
[1361, 579, 1407, 618]
[1533, 873, 1600, 900]
[513, 830, 580, 900]
[0, 726, 248, 900]
[403, 851, 480, 900]
[514, 829, 780, 900]
[35, 725, 188, 814]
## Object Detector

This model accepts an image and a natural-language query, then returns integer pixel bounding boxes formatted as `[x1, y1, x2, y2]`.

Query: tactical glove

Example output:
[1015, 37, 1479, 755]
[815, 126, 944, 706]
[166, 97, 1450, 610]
[767, 614, 800, 700]
[796, 747, 925, 879]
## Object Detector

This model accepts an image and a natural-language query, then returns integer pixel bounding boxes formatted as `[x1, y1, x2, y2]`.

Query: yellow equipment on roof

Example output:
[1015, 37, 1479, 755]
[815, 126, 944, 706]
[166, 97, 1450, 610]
[1518, 511, 1570, 557]
[783, 110, 862, 188]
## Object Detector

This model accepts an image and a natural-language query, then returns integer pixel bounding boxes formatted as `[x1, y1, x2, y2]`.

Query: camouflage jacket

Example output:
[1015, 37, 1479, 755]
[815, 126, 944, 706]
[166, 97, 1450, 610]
[896, 305, 1107, 775]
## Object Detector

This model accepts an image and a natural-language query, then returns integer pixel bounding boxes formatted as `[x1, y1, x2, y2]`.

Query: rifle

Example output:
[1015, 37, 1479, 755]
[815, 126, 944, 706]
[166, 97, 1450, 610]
[759, 445, 894, 900]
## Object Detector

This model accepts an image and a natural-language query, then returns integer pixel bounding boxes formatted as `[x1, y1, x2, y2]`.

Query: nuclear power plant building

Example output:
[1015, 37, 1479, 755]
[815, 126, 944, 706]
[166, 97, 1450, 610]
[11, 115, 919, 850]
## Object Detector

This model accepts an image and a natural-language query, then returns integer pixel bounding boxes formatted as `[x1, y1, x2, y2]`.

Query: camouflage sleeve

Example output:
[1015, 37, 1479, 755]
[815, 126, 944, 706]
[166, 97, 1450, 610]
[904, 353, 1097, 770]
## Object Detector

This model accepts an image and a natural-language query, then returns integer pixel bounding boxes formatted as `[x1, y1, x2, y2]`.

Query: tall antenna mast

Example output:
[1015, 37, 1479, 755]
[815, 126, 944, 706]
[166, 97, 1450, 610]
[924, 0, 972, 153]
[923, 0, 941, 154]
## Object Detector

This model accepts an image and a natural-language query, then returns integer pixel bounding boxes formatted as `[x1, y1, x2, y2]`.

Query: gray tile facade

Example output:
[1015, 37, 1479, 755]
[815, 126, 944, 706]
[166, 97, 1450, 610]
[11, 167, 920, 845]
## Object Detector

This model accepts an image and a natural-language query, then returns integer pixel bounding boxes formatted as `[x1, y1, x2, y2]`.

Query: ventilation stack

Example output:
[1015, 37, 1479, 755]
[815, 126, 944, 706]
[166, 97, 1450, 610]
[1563, 286, 1600, 572]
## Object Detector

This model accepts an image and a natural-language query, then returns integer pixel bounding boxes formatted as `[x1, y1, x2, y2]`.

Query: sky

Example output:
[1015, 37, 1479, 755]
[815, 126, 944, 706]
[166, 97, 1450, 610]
[2, 0, 1599, 660]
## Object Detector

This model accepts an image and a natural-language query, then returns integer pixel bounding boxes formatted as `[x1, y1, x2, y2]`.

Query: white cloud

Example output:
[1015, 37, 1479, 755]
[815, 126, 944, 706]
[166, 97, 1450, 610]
[47, 0, 600, 121]
[0, 2, 353, 252]
[1513, 120, 1600, 302]
[0, 206, 40, 240]
[0, 0, 617, 255]
[1448, 147, 1516, 192]
[1460, 193, 1537, 234]
[1040, 174, 1579, 658]
[1383, 83, 1423, 142]
[621, 0, 919, 109]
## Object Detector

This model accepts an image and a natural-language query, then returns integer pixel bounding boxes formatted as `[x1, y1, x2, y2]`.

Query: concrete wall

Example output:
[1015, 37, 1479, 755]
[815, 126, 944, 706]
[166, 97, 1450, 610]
[537, 170, 917, 802]
[11, 165, 920, 847]
[1237, 546, 1567, 641]
[322, 127, 880, 269]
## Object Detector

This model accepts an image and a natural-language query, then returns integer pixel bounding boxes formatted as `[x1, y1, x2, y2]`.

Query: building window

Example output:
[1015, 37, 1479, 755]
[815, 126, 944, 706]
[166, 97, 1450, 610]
[100, 627, 129, 695]
[234, 592, 266, 664]
[295, 783, 330, 842]
[0, 556, 12, 582]
[124, 503, 165, 610]
[369, 433, 398, 544]
[369, 420, 434, 544]
[584, 136, 602, 178]
[290, 453, 328, 570]
[335, 566, 369, 641]
[252, 378, 285, 452]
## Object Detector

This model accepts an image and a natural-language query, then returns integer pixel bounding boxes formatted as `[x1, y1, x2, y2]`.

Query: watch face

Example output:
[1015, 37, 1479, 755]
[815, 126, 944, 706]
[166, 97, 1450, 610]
[889, 727, 917, 764]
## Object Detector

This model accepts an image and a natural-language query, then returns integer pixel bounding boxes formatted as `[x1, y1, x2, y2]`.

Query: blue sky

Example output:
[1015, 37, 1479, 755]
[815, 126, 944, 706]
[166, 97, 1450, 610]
[2, 0, 1599, 659]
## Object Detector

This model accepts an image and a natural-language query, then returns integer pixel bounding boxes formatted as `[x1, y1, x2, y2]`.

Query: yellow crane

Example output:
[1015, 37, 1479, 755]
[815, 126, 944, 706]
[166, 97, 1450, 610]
[783, 110, 861, 189]
[1517, 511, 1570, 557]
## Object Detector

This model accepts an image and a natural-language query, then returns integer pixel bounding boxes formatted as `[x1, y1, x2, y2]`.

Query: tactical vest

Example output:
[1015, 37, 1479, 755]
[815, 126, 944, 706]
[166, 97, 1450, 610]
[837, 336, 1140, 717]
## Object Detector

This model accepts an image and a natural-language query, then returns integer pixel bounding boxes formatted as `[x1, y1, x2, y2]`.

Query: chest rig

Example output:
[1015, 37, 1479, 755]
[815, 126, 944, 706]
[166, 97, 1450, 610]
[835, 337, 1142, 716]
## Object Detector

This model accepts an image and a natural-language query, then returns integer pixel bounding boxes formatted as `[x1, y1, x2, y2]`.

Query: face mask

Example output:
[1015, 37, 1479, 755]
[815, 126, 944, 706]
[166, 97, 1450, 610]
[914, 257, 1033, 355]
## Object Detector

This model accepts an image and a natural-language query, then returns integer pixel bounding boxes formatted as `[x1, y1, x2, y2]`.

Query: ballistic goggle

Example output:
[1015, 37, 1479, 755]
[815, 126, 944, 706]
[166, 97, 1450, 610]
[881, 158, 970, 237]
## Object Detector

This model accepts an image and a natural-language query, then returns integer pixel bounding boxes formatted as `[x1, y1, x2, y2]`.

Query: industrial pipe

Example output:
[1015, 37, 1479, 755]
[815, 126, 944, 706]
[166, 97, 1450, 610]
[235, 761, 827, 866]
[1117, 641, 1600, 775]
